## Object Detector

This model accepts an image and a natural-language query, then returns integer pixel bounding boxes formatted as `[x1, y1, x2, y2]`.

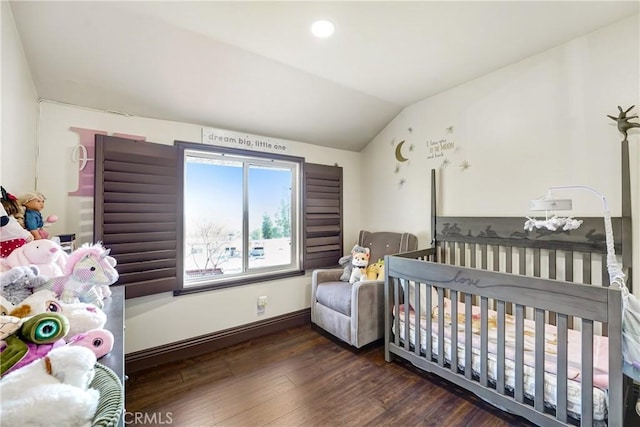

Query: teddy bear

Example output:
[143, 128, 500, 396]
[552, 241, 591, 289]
[349, 247, 371, 284]
[0, 345, 100, 427]
[366, 258, 385, 280]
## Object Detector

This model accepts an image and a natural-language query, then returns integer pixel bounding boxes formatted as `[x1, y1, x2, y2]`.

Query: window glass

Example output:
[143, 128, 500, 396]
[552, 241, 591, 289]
[183, 149, 300, 288]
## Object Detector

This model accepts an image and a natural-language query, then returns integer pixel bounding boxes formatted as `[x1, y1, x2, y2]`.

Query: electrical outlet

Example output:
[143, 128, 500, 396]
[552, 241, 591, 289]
[257, 296, 268, 314]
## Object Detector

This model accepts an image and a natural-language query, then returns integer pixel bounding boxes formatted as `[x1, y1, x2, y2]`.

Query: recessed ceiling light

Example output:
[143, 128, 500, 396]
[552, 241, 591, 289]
[311, 20, 335, 38]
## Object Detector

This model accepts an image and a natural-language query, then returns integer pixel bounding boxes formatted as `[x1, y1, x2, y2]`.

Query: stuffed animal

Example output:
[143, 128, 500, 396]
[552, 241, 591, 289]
[0, 345, 100, 427]
[0, 203, 33, 259]
[0, 311, 70, 376]
[340, 245, 370, 282]
[1, 186, 26, 230]
[1, 265, 47, 305]
[67, 328, 115, 360]
[366, 259, 385, 280]
[9, 289, 107, 339]
[39, 242, 118, 309]
[349, 247, 371, 284]
[3, 239, 68, 279]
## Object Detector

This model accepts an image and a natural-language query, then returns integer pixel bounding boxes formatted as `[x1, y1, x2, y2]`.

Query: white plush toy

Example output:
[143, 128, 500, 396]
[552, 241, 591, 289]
[0, 345, 99, 427]
[349, 247, 371, 284]
[9, 289, 107, 338]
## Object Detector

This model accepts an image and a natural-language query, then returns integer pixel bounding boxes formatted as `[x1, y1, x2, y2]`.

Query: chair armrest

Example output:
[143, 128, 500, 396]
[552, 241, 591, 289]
[312, 268, 344, 285]
[351, 279, 386, 347]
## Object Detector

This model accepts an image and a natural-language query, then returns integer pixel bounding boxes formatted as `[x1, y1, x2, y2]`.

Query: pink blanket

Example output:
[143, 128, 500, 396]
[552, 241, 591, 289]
[397, 298, 609, 389]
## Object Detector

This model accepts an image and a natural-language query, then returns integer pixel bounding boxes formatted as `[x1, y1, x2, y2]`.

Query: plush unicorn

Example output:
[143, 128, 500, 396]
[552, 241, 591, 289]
[38, 243, 118, 309]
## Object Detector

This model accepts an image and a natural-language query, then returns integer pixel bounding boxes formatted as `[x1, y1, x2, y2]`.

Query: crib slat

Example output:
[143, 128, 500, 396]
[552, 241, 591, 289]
[515, 304, 524, 403]
[533, 248, 540, 277]
[394, 278, 400, 347]
[505, 247, 513, 315]
[583, 252, 592, 285]
[480, 297, 488, 386]
[581, 319, 594, 425]
[548, 250, 556, 279]
[492, 245, 499, 271]
[448, 242, 455, 265]
[481, 244, 488, 270]
[426, 284, 432, 359]
[601, 257, 608, 287]
[470, 243, 476, 268]
[451, 290, 458, 373]
[518, 247, 526, 275]
[548, 250, 557, 326]
[459, 242, 466, 266]
[565, 251, 574, 282]
[403, 279, 410, 352]
[556, 313, 568, 423]
[465, 296, 472, 380]
[565, 251, 574, 330]
[414, 281, 421, 357]
[534, 308, 545, 412]
[438, 287, 445, 366]
[496, 300, 505, 394]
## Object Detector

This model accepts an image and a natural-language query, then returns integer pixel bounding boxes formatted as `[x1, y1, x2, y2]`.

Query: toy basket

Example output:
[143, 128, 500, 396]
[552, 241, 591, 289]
[91, 362, 124, 427]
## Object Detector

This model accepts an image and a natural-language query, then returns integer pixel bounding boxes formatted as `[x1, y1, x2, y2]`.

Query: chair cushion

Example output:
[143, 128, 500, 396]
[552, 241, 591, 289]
[315, 281, 352, 316]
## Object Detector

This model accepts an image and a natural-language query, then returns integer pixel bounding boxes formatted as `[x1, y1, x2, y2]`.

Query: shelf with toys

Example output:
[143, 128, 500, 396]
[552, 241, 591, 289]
[1, 185, 125, 426]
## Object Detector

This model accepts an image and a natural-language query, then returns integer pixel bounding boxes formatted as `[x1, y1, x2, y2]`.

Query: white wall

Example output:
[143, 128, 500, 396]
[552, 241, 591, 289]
[361, 14, 640, 295]
[1, 2, 38, 190]
[35, 102, 361, 353]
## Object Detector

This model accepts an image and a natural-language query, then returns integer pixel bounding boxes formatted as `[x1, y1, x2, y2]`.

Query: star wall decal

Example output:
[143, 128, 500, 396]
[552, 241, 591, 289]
[394, 164, 401, 174]
[459, 160, 471, 172]
[409, 144, 415, 152]
[399, 178, 406, 187]
[441, 159, 451, 168]
[408, 127, 413, 133]
[446, 126, 454, 134]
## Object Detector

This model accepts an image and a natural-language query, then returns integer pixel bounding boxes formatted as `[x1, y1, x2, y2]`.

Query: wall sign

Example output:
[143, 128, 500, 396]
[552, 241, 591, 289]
[202, 127, 288, 153]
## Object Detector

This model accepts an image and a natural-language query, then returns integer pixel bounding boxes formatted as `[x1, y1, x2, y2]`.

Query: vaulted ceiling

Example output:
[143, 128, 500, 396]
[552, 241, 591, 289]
[9, 1, 639, 151]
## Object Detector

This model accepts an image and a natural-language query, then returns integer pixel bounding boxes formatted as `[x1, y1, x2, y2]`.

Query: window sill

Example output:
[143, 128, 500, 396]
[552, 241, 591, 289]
[173, 269, 305, 296]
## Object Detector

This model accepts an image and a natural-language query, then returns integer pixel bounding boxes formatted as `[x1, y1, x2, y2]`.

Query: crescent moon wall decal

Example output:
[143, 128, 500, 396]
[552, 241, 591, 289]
[395, 140, 409, 162]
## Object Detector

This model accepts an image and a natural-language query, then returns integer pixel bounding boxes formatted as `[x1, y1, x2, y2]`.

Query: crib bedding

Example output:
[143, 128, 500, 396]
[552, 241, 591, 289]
[393, 299, 609, 421]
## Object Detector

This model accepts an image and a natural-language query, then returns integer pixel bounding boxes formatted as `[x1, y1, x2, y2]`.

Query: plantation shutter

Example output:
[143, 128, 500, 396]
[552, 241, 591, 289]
[94, 135, 180, 299]
[303, 163, 343, 270]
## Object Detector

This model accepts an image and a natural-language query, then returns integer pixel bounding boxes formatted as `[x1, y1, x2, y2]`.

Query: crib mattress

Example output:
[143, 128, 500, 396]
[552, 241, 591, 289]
[394, 313, 608, 421]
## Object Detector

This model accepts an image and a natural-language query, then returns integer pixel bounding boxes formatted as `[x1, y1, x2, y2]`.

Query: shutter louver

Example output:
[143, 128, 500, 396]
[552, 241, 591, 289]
[94, 135, 179, 299]
[303, 163, 343, 270]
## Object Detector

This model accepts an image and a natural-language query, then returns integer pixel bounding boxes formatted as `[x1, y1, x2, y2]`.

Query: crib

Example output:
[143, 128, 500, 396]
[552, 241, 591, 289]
[384, 165, 634, 426]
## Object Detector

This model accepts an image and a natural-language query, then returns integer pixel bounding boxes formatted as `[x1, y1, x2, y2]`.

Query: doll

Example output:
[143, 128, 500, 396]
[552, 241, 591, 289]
[19, 192, 53, 240]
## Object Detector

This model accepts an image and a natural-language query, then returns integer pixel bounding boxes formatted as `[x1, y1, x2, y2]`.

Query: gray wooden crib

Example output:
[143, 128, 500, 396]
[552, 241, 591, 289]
[385, 160, 634, 426]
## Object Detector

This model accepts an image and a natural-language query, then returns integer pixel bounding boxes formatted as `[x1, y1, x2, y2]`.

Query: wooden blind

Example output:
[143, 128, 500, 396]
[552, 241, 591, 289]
[303, 163, 343, 270]
[94, 135, 180, 299]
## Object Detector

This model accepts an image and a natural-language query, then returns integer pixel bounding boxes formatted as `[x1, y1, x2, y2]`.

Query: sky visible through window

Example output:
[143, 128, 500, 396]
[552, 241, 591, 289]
[185, 160, 291, 232]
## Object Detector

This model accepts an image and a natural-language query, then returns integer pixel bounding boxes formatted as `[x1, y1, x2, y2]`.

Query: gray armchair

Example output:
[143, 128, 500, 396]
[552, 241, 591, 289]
[311, 230, 418, 348]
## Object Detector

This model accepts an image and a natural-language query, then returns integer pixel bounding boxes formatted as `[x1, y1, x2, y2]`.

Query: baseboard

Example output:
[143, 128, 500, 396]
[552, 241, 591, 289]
[125, 308, 311, 373]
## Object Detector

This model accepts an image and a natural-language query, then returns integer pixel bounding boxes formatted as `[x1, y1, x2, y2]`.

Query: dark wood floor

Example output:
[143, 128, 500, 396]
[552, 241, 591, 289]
[125, 324, 536, 426]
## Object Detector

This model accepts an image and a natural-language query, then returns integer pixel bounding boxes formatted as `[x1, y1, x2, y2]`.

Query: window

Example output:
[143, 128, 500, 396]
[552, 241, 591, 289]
[177, 142, 303, 291]
[95, 136, 342, 299]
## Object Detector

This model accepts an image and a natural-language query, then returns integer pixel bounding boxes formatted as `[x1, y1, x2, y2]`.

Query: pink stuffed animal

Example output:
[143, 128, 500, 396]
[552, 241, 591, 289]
[3, 239, 68, 279]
